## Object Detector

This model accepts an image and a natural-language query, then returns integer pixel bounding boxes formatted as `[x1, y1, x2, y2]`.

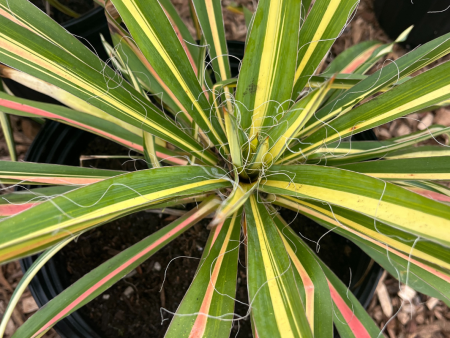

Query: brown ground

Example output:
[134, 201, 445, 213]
[1, 0, 450, 337]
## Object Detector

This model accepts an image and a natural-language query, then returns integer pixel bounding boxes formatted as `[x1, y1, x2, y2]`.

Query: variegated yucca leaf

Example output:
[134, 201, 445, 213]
[0, 166, 230, 263]
[165, 210, 242, 338]
[12, 196, 221, 338]
[1, 0, 450, 337]
[273, 195, 450, 306]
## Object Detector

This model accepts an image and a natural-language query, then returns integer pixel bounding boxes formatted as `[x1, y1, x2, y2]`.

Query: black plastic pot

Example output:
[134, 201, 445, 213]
[374, 0, 450, 49]
[20, 41, 382, 338]
[3, 6, 112, 101]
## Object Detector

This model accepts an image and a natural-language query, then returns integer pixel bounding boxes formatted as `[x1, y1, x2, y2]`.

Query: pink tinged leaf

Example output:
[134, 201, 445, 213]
[337, 219, 450, 284]
[340, 44, 381, 74]
[0, 98, 143, 152]
[163, 9, 198, 75]
[188, 221, 230, 337]
[0, 203, 37, 216]
[408, 188, 450, 203]
[31, 210, 204, 338]
[293, 257, 315, 328]
[328, 282, 371, 338]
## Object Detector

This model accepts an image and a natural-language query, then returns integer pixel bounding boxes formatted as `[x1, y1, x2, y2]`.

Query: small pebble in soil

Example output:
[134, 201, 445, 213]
[153, 261, 162, 271]
[102, 294, 110, 300]
[123, 286, 134, 298]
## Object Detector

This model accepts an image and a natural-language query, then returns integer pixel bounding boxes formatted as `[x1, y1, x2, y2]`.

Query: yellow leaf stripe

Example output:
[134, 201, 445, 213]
[120, 0, 225, 147]
[202, 0, 234, 114]
[106, 13, 188, 121]
[249, 195, 302, 338]
[0, 65, 143, 137]
[262, 180, 450, 246]
[249, 0, 286, 139]
[387, 149, 450, 159]
[274, 195, 450, 272]
[300, 83, 450, 157]
[213, 182, 256, 226]
[0, 178, 227, 255]
[295, 0, 342, 82]
[204, 0, 228, 82]
[0, 33, 212, 162]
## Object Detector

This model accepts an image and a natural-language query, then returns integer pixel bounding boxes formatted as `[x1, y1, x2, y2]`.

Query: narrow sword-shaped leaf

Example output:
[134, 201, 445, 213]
[0, 236, 75, 337]
[395, 180, 450, 203]
[104, 5, 198, 123]
[273, 195, 450, 278]
[0, 110, 16, 161]
[325, 26, 413, 76]
[267, 78, 334, 164]
[259, 165, 450, 247]
[0, 166, 231, 263]
[211, 182, 257, 227]
[0, 161, 123, 186]
[245, 194, 313, 338]
[13, 197, 221, 338]
[306, 124, 450, 165]
[385, 145, 450, 159]
[165, 209, 242, 338]
[191, 0, 234, 114]
[293, 0, 359, 97]
[110, 0, 227, 149]
[272, 207, 381, 337]
[322, 262, 381, 338]
[295, 31, 450, 144]
[0, 13, 216, 165]
[234, 0, 301, 139]
[338, 157, 450, 181]
[324, 41, 382, 75]
[273, 195, 450, 306]
[46, 0, 80, 18]
[191, 0, 231, 82]
[0, 186, 75, 217]
[287, 60, 450, 161]
[0, 91, 188, 165]
[270, 209, 333, 338]
[224, 110, 244, 171]
[0, 65, 144, 138]
[158, 0, 200, 61]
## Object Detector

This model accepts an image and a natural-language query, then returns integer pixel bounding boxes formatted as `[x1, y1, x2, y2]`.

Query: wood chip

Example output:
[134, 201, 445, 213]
[376, 127, 392, 139]
[416, 312, 425, 324]
[394, 123, 412, 137]
[21, 296, 38, 314]
[398, 285, 417, 301]
[435, 108, 450, 127]
[0, 268, 13, 292]
[405, 113, 419, 127]
[418, 113, 434, 130]
[4, 318, 15, 337]
[435, 309, 444, 320]
[427, 297, 441, 310]
[397, 311, 411, 325]
[376, 282, 393, 317]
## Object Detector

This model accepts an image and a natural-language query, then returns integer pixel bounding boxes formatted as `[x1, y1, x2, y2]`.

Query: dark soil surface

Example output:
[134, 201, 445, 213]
[29, 0, 95, 24]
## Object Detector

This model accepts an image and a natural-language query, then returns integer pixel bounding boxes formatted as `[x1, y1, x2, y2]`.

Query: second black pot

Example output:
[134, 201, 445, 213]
[375, 0, 450, 49]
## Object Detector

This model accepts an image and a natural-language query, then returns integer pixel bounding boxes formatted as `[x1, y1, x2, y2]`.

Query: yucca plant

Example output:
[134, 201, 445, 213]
[0, 0, 450, 337]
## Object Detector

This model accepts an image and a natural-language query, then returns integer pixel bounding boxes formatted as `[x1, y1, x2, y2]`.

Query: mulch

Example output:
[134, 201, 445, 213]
[1, 0, 450, 337]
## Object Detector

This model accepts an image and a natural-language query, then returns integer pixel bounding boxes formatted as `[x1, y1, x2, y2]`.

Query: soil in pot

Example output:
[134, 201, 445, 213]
[29, 0, 95, 24]
[54, 135, 376, 338]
